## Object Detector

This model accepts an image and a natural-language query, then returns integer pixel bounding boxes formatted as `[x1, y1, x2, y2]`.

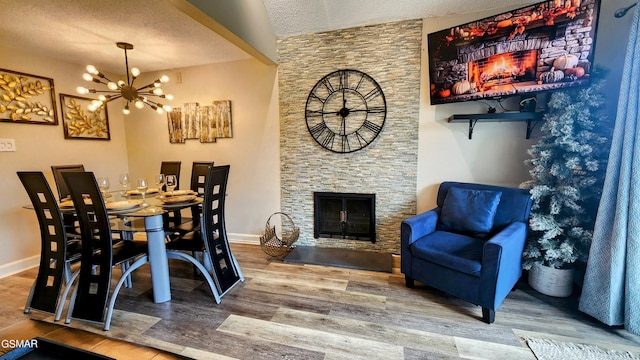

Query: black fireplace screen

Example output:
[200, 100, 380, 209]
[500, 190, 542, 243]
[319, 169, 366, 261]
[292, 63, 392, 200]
[313, 192, 375, 242]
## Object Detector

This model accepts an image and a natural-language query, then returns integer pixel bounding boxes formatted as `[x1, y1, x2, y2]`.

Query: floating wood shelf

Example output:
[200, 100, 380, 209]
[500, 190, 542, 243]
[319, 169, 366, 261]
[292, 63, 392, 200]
[448, 112, 543, 139]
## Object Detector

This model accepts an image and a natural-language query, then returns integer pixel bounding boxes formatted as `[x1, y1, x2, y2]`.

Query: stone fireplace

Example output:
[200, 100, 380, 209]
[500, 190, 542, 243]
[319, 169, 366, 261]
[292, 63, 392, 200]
[276, 20, 422, 253]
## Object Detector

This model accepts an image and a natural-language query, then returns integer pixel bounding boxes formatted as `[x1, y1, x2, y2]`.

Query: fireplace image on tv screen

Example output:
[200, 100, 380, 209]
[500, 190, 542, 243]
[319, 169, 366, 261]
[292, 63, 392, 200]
[427, 0, 601, 105]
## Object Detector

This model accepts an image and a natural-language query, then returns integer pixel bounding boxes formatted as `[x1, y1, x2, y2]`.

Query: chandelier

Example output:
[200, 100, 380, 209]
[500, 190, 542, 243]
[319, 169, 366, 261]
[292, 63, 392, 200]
[76, 42, 173, 115]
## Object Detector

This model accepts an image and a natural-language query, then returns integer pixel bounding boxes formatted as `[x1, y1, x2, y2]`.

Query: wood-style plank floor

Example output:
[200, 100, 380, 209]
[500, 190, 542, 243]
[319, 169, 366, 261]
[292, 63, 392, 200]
[1, 244, 639, 359]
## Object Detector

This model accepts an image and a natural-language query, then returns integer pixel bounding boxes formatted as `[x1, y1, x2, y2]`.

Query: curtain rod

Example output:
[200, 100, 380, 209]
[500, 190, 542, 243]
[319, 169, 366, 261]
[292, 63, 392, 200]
[615, 3, 637, 18]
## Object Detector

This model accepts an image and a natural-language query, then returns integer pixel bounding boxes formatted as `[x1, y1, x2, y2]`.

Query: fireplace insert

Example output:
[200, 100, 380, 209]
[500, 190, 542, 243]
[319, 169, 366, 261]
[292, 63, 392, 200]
[313, 192, 375, 242]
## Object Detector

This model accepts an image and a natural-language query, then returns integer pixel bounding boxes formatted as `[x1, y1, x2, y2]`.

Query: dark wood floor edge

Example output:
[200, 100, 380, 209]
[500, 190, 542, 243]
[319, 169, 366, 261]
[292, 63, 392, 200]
[26, 318, 191, 359]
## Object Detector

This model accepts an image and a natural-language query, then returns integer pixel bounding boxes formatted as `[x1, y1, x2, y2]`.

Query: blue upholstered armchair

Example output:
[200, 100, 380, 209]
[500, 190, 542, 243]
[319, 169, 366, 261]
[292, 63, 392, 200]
[401, 182, 532, 323]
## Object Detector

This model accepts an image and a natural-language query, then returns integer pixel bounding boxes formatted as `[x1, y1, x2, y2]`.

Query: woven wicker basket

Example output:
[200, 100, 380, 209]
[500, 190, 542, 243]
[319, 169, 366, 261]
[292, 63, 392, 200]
[528, 263, 574, 297]
[259, 212, 299, 258]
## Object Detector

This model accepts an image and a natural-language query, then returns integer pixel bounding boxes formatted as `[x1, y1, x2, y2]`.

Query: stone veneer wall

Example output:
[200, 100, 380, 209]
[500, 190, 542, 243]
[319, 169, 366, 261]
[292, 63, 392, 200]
[277, 20, 422, 253]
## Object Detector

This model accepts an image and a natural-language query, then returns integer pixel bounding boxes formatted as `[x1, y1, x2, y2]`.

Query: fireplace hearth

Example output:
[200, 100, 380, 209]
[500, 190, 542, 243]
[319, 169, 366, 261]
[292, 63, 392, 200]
[314, 192, 376, 242]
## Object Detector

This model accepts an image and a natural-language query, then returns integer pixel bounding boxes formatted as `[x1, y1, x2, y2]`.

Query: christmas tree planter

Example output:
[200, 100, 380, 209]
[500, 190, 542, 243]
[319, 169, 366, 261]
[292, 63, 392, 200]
[521, 69, 611, 297]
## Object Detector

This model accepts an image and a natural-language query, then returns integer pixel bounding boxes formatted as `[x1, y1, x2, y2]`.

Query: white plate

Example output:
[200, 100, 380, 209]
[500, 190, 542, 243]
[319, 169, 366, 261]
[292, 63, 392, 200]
[162, 195, 197, 204]
[162, 189, 196, 197]
[106, 199, 143, 210]
[125, 188, 159, 196]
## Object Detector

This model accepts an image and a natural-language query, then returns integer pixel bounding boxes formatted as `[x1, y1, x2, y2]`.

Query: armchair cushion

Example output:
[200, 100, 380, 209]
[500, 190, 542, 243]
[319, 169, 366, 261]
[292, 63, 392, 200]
[437, 187, 502, 239]
[411, 231, 485, 276]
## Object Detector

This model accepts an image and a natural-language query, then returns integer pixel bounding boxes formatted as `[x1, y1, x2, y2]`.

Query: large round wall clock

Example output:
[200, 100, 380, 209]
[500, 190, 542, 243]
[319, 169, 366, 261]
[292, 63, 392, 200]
[305, 69, 386, 153]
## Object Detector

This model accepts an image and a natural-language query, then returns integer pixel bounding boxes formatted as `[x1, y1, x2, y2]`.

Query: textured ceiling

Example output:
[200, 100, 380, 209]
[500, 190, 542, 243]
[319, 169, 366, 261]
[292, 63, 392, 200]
[0, 0, 539, 75]
[0, 0, 252, 74]
[263, 0, 537, 37]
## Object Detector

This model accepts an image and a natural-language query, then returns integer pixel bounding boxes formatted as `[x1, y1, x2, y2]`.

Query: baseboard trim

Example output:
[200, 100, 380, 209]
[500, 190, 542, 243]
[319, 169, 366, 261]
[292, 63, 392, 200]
[0, 234, 260, 280]
[228, 233, 260, 245]
[0, 254, 39, 279]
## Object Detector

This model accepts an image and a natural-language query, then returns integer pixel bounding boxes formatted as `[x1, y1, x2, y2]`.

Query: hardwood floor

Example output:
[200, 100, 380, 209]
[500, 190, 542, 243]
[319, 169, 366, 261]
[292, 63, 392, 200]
[1, 243, 639, 359]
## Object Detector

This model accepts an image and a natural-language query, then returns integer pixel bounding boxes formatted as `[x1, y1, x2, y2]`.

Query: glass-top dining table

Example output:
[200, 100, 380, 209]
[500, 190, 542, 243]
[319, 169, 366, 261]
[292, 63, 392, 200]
[60, 189, 204, 304]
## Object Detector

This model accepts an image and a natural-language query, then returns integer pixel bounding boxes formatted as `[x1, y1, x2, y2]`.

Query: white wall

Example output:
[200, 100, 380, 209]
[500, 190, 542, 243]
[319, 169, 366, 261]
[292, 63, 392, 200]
[417, 10, 537, 213]
[123, 59, 281, 242]
[0, 46, 130, 276]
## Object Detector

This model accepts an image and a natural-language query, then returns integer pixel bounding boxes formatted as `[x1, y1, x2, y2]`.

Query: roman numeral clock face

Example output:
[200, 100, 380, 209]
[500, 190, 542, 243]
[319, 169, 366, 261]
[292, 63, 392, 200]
[305, 69, 386, 153]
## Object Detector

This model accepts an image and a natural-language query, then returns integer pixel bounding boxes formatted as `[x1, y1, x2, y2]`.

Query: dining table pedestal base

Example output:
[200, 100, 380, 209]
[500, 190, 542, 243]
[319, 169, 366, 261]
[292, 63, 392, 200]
[145, 214, 171, 303]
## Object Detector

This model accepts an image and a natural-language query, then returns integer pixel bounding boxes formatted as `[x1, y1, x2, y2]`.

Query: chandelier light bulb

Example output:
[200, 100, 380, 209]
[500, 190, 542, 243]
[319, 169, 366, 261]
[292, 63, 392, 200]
[88, 100, 102, 112]
[153, 81, 161, 87]
[82, 73, 93, 81]
[160, 75, 169, 83]
[135, 100, 144, 109]
[117, 80, 125, 86]
[152, 88, 163, 95]
[107, 82, 118, 90]
[123, 105, 130, 115]
[131, 67, 140, 77]
[162, 104, 172, 112]
[76, 86, 89, 94]
[156, 107, 164, 114]
[98, 95, 107, 101]
[166, 94, 174, 101]
[86, 65, 98, 75]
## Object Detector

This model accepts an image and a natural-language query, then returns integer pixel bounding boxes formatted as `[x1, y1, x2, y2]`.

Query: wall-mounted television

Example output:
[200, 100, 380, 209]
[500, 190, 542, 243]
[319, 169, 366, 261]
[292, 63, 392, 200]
[427, 0, 602, 105]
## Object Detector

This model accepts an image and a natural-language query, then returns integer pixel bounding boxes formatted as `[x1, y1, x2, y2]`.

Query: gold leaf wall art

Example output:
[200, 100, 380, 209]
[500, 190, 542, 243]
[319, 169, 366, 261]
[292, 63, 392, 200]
[60, 94, 110, 140]
[0, 68, 58, 125]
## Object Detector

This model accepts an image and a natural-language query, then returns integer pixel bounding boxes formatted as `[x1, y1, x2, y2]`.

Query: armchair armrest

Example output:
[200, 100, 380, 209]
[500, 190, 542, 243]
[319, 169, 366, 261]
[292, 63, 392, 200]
[480, 221, 527, 308]
[401, 208, 440, 277]
[401, 208, 440, 247]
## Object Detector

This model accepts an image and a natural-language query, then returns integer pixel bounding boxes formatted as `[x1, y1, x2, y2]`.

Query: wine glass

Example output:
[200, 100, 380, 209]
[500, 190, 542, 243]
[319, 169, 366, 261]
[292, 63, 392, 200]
[136, 178, 149, 203]
[165, 175, 177, 195]
[119, 173, 130, 194]
[97, 177, 110, 197]
[155, 174, 165, 193]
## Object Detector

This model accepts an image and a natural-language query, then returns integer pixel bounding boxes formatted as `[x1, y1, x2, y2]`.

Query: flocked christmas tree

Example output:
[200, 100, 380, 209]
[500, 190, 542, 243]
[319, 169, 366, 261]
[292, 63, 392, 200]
[521, 68, 611, 270]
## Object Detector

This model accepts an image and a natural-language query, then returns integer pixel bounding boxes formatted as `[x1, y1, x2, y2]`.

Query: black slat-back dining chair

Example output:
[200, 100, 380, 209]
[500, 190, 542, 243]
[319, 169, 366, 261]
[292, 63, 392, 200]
[17, 171, 82, 319]
[160, 161, 182, 230]
[201, 165, 244, 294]
[170, 161, 213, 235]
[160, 161, 181, 190]
[166, 165, 243, 300]
[51, 164, 85, 238]
[62, 171, 149, 330]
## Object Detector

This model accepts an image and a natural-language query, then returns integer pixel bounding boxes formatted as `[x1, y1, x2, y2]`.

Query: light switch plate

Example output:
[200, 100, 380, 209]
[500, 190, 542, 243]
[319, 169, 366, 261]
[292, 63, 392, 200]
[0, 139, 16, 152]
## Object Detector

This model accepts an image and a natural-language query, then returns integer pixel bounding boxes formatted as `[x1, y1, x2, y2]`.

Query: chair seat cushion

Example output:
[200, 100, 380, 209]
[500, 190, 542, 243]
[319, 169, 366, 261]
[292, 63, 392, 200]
[437, 187, 502, 239]
[410, 231, 485, 276]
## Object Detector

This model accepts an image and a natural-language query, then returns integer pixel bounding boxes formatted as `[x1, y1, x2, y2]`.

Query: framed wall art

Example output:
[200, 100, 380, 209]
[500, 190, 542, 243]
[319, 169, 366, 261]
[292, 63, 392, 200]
[211, 100, 232, 139]
[181, 102, 200, 139]
[198, 105, 217, 143]
[167, 106, 185, 143]
[60, 94, 110, 140]
[167, 100, 233, 144]
[0, 68, 58, 125]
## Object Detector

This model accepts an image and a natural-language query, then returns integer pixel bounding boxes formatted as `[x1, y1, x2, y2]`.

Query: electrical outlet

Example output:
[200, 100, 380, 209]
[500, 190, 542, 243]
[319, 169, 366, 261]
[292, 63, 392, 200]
[0, 139, 16, 152]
